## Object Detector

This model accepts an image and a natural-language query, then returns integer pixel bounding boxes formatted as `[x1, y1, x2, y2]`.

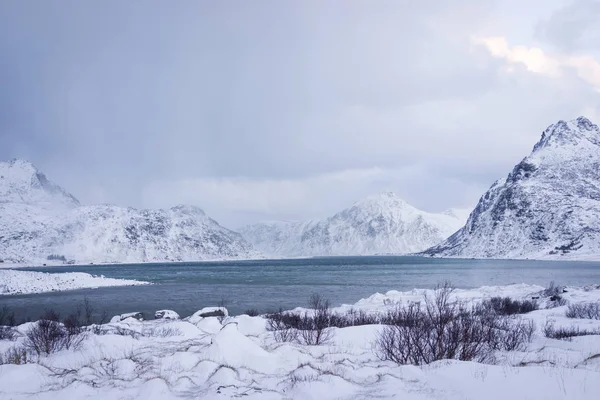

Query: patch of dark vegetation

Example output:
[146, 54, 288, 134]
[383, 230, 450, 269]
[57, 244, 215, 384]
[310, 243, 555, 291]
[543, 320, 600, 341]
[46, 254, 67, 262]
[244, 309, 260, 317]
[479, 297, 539, 315]
[543, 281, 566, 298]
[565, 302, 600, 320]
[374, 282, 535, 366]
[267, 294, 334, 345]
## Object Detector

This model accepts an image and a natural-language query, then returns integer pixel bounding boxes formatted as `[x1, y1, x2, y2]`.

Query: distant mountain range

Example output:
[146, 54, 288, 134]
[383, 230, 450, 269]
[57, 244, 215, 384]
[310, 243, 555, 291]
[2, 116, 599, 264]
[0, 159, 260, 264]
[424, 117, 600, 260]
[240, 192, 469, 257]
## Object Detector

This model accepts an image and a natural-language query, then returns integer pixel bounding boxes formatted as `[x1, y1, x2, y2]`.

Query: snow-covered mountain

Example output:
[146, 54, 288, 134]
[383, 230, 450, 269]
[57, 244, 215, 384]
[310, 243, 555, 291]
[0, 159, 260, 264]
[425, 117, 600, 260]
[240, 192, 468, 257]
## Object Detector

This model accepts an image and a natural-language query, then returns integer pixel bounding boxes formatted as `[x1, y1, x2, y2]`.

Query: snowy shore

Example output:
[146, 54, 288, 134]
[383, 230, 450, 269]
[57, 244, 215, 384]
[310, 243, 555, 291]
[0, 269, 150, 295]
[1, 283, 600, 399]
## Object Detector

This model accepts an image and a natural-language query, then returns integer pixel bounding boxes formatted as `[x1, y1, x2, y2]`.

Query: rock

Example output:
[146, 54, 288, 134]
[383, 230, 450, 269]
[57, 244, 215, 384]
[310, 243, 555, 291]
[154, 310, 180, 320]
[111, 312, 145, 323]
[187, 307, 229, 324]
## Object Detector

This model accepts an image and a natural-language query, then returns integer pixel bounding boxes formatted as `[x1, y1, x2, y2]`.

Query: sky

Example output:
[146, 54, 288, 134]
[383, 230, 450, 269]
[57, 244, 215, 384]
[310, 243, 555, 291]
[1, 0, 600, 228]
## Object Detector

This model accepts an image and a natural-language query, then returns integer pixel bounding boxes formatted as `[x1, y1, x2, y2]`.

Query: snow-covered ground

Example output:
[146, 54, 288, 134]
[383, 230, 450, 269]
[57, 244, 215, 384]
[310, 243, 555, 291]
[1, 284, 600, 399]
[0, 269, 150, 295]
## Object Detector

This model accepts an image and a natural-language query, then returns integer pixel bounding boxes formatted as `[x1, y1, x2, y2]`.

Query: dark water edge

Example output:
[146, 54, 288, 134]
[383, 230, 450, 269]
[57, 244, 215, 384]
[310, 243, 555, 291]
[2, 256, 600, 322]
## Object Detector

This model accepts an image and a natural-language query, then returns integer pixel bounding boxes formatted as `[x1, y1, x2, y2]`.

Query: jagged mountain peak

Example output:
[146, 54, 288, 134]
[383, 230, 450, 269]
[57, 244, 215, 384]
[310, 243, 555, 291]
[425, 117, 600, 260]
[241, 193, 468, 257]
[170, 204, 206, 216]
[0, 158, 80, 209]
[533, 116, 600, 153]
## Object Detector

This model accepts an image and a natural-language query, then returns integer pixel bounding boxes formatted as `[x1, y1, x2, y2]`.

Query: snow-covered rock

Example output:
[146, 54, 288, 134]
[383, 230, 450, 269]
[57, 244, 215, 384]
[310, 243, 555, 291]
[425, 117, 600, 260]
[154, 310, 180, 320]
[240, 192, 468, 256]
[110, 312, 146, 323]
[187, 307, 229, 324]
[0, 159, 261, 264]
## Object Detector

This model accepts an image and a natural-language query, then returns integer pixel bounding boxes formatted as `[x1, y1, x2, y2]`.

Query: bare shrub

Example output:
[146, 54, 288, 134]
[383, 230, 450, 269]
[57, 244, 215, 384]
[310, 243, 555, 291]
[24, 319, 66, 355]
[141, 326, 182, 338]
[543, 281, 563, 297]
[566, 303, 600, 320]
[375, 282, 535, 365]
[0, 326, 16, 341]
[0, 346, 30, 365]
[23, 309, 86, 355]
[244, 309, 260, 317]
[299, 293, 333, 345]
[266, 293, 334, 345]
[114, 326, 141, 339]
[543, 320, 600, 341]
[481, 297, 538, 315]
[547, 296, 568, 308]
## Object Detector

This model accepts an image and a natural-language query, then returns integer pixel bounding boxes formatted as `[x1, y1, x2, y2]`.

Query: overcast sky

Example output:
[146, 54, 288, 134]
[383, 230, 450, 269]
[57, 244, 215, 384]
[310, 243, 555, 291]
[1, 0, 599, 228]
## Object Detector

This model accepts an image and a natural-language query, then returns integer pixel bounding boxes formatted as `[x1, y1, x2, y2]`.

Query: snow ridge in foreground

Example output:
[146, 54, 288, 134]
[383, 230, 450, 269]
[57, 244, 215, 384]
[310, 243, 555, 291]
[0, 269, 149, 295]
[1, 284, 600, 399]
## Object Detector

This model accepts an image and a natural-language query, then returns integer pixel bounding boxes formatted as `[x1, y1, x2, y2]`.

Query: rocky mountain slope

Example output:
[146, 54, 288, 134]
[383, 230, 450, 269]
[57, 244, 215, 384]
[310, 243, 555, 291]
[0, 160, 260, 264]
[240, 192, 468, 257]
[424, 117, 600, 260]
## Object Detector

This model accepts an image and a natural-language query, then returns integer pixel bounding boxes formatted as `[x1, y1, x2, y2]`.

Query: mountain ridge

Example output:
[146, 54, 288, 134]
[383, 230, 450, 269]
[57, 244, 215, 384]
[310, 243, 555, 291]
[240, 192, 468, 257]
[0, 159, 260, 264]
[424, 116, 600, 260]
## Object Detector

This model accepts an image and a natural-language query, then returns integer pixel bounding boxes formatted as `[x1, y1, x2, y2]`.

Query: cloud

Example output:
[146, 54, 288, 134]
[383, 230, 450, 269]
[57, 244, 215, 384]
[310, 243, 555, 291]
[1, 1, 600, 227]
[472, 36, 600, 91]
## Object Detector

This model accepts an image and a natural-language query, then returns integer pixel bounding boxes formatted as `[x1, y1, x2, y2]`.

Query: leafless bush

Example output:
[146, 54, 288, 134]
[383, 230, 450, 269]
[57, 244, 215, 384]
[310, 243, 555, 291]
[0, 326, 16, 341]
[0, 346, 30, 365]
[299, 293, 333, 345]
[114, 326, 141, 339]
[330, 308, 381, 327]
[141, 326, 182, 338]
[566, 303, 600, 320]
[23, 309, 86, 355]
[24, 319, 66, 355]
[244, 309, 260, 317]
[267, 293, 334, 345]
[543, 281, 564, 297]
[480, 297, 538, 315]
[375, 282, 535, 365]
[547, 296, 568, 308]
[543, 320, 600, 341]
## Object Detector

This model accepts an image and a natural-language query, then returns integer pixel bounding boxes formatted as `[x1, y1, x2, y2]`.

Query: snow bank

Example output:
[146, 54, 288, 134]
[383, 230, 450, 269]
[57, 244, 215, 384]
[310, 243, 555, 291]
[0, 269, 149, 295]
[0, 284, 599, 399]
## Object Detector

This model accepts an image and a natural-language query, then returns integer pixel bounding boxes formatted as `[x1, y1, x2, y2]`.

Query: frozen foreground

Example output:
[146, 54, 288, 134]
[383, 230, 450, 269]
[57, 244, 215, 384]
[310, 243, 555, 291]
[1, 284, 600, 399]
[0, 269, 149, 295]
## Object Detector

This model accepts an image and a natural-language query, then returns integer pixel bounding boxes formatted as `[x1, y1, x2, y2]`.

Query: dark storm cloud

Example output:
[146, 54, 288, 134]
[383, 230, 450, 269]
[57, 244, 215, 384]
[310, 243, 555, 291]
[0, 0, 599, 227]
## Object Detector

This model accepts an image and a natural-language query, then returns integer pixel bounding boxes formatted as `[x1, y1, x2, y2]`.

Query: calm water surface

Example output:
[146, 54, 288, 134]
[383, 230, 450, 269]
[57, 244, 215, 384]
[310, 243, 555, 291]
[2, 256, 600, 320]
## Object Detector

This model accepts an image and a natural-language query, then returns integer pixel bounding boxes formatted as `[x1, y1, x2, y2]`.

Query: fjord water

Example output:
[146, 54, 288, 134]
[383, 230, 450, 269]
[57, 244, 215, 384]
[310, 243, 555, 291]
[3, 256, 600, 321]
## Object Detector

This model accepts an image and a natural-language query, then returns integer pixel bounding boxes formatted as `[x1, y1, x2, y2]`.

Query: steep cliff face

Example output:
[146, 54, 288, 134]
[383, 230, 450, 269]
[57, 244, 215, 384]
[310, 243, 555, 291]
[240, 192, 468, 257]
[0, 160, 260, 264]
[425, 117, 600, 260]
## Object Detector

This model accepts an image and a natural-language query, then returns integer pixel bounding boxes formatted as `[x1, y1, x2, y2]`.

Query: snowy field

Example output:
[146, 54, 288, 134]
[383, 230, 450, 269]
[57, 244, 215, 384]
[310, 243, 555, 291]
[1, 283, 600, 399]
[0, 269, 149, 295]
